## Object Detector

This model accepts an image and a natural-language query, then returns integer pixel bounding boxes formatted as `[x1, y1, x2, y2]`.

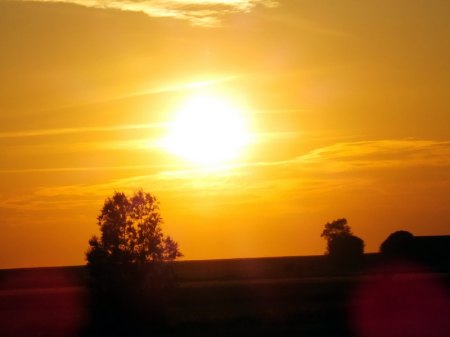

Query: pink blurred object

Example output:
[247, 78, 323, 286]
[350, 261, 450, 337]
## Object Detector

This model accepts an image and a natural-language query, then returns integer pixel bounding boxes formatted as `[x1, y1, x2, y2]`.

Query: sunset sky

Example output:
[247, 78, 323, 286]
[1, 0, 449, 269]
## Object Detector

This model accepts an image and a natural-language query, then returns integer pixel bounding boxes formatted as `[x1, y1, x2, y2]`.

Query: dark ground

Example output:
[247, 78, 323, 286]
[1, 255, 449, 337]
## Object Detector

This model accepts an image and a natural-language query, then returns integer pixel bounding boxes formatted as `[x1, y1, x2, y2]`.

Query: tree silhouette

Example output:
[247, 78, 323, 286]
[321, 218, 364, 269]
[328, 234, 364, 259]
[321, 218, 353, 254]
[85, 190, 182, 334]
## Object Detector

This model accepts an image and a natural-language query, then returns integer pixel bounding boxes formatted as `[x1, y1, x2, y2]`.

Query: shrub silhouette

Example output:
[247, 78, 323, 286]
[85, 190, 182, 335]
[328, 234, 364, 259]
[321, 218, 364, 269]
[321, 218, 352, 253]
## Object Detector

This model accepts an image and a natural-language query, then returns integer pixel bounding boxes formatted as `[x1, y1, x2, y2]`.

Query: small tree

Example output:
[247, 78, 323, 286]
[328, 235, 364, 259]
[85, 190, 182, 331]
[321, 218, 364, 269]
[321, 218, 353, 254]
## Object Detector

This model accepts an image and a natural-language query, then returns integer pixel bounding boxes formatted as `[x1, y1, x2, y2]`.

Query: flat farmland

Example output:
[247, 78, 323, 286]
[1, 256, 449, 337]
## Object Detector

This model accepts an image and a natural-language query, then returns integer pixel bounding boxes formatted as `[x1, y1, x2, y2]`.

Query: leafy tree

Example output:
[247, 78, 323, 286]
[328, 234, 364, 259]
[85, 190, 182, 332]
[321, 218, 364, 268]
[321, 218, 353, 254]
[87, 190, 181, 263]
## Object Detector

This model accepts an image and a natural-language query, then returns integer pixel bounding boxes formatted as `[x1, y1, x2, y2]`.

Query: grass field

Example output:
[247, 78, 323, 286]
[1, 255, 449, 337]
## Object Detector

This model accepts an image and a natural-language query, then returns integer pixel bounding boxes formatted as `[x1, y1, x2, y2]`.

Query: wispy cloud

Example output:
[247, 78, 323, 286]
[158, 139, 450, 176]
[22, 0, 279, 26]
[0, 123, 165, 139]
[2, 138, 450, 175]
[129, 75, 241, 97]
[2, 138, 450, 211]
[296, 139, 450, 171]
[0, 164, 169, 174]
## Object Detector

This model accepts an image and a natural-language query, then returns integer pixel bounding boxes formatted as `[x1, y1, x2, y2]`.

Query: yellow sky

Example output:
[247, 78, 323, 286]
[1, 1, 450, 268]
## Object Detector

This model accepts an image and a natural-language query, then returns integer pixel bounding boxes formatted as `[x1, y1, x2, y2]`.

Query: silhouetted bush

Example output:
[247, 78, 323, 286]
[321, 218, 352, 254]
[328, 234, 364, 264]
[321, 218, 364, 270]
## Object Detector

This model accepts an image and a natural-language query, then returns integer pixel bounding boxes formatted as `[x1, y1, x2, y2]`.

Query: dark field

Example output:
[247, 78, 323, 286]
[1, 255, 449, 337]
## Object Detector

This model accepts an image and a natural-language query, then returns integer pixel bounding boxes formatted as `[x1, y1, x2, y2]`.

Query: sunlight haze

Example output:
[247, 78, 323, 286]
[163, 93, 251, 165]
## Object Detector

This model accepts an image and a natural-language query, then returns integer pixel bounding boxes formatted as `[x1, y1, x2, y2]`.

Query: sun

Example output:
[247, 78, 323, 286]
[164, 94, 250, 165]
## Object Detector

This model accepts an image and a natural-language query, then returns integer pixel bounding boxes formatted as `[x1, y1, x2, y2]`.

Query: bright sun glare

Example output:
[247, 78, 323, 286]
[164, 94, 250, 165]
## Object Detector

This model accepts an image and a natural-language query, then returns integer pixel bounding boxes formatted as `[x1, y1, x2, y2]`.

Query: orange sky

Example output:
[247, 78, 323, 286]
[1, 1, 450, 269]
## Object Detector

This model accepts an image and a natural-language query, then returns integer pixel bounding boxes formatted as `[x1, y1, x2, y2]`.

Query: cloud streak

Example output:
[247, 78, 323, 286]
[2, 138, 450, 175]
[296, 139, 450, 171]
[0, 123, 166, 139]
[29, 139, 450, 190]
[2, 138, 450, 212]
[21, 0, 279, 26]
[0, 164, 168, 174]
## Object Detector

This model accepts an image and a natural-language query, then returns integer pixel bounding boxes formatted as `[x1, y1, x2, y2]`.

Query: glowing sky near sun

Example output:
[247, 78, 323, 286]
[163, 94, 251, 164]
[0, 1, 449, 268]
